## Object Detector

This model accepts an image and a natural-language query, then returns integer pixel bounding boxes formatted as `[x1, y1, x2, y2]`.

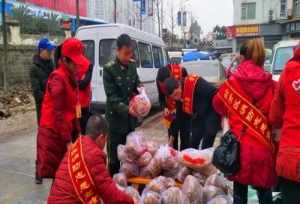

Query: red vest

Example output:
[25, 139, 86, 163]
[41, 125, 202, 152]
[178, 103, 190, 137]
[40, 66, 78, 133]
[78, 63, 91, 108]
[276, 60, 300, 182]
[166, 64, 183, 111]
[182, 75, 200, 115]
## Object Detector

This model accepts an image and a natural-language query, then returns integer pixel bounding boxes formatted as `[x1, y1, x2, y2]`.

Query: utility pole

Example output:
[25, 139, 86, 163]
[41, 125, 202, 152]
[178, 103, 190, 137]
[156, 0, 161, 37]
[1, 0, 8, 91]
[76, 0, 80, 30]
[171, 1, 175, 48]
[114, 0, 117, 23]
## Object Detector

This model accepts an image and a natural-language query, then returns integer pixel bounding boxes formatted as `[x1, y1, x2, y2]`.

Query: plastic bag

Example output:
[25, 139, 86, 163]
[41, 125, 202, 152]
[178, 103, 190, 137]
[181, 175, 203, 204]
[203, 185, 225, 203]
[126, 132, 147, 157]
[175, 166, 191, 183]
[146, 176, 170, 193]
[140, 158, 161, 178]
[129, 87, 151, 117]
[179, 148, 214, 170]
[207, 195, 233, 204]
[137, 151, 152, 167]
[197, 163, 218, 177]
[120, 162, 139, 178]
[192, 171, 207, 185]
[155, 145, 178, 170]
[117, 145, 137, 163]
[125, 187, 141, 204]
[161, 187, 190, 204]
[113, 173, 127, 187]
[146, 139, 159, 156]
[140, 191, 161, 204]
[205, 174, 229, 193]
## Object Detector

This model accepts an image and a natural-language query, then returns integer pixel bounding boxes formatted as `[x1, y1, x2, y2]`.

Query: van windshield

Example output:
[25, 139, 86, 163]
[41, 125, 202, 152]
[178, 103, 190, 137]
[273, 47, 294, 73]
[99, 39, 117, 67]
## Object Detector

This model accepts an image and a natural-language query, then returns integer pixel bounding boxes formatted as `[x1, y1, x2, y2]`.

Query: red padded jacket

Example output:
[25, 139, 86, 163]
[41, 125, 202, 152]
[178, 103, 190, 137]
[47, 136, 134, 204]
[213, 60, 277, 188]
[37, 65, 78, 178]
[270, 48, 300, 182]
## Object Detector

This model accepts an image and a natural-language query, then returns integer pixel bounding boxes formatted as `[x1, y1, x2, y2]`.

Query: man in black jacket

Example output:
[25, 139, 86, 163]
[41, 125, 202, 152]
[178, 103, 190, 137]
[163, 76, 221, 149]
[30, 38, 56, 124]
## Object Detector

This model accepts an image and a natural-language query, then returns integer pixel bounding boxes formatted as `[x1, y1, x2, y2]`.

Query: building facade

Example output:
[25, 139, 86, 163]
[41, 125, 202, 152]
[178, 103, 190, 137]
[87, 0, 157, 34]
[230, 0, 300, 51]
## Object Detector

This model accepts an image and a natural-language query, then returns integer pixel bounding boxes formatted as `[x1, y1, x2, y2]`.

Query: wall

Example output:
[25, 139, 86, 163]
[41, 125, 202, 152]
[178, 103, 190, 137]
[233, 0, 281, 25]
[0, 45, 36, 86]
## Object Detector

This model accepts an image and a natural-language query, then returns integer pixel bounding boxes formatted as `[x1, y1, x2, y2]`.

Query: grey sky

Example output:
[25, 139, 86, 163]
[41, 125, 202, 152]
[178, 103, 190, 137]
[164, 0, 233, 34]
[189, 0, 233, 33]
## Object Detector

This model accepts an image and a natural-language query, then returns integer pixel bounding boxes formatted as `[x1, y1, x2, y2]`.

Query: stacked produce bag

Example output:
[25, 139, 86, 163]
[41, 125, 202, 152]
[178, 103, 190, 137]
[115, 131, 233, 204]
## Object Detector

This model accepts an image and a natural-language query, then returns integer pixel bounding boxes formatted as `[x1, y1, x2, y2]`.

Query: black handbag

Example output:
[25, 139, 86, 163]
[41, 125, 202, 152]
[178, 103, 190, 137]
[212, 130, 240, 176]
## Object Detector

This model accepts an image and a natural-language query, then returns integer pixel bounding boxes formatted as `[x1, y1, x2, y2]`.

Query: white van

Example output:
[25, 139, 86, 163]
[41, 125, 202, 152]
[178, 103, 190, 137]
[271, 40, 299, 81]
[76, 24, 168, 113]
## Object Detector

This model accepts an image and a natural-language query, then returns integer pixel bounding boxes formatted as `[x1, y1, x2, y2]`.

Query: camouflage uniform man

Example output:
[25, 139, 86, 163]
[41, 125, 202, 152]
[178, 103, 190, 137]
[103, 34, 141, 176]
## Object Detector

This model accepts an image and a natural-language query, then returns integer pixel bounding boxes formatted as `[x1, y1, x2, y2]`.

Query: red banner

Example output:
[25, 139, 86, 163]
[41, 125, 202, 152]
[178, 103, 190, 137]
[22, 0, 87, 17]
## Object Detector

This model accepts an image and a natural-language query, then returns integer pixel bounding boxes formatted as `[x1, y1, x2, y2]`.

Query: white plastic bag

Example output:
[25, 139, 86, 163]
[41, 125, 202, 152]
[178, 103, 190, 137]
[179, 148, 215, 170]
[207, 195, 233, 204]
[129, 87, 151, 117]
[140, 191, 161, 204]
[155, 145, 178, 170]
[120, 162, 139, 178]
[126, 131, 147, 157]
[113, 173, 127, 187]
[161, 187, 190, 204]
[181, 175, 203, 204]
[203, 185, 225, 203]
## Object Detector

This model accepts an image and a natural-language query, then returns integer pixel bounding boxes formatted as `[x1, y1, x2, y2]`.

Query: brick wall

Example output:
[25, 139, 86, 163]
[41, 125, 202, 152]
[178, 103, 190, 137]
[0, 45, 36, 87]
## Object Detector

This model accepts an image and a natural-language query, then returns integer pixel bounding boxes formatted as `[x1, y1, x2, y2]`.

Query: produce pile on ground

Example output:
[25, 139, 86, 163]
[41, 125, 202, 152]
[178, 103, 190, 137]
[114, 131, 233, 204]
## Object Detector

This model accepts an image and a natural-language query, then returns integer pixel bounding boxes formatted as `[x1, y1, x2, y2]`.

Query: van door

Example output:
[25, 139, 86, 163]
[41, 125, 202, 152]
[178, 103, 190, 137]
[137, 42, 157, 103]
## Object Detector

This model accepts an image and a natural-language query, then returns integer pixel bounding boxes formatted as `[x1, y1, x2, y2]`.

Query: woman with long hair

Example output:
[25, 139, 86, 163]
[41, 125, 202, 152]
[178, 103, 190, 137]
[213, 38, 277, 204]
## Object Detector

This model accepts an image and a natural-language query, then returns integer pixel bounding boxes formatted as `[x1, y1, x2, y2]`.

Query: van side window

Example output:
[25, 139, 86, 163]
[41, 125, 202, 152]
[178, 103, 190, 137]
[99, 39, 117, 67]
[82, 40, 95, 65]
[153, 46, 164, 68]
[132, 40, 140, 67]
[138, 42, 153, 68]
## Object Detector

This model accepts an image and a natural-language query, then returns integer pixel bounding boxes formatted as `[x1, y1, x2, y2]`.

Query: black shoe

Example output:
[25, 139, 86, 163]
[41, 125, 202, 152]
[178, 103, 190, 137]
[35, 175, 43, 185]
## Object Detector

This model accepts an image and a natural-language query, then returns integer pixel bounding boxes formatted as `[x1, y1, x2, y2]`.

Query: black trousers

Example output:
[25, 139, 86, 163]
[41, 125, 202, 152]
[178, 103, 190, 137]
[234, 182, 273, 204]
[107, 131, 128, 176]
[190, 112, 220, 149]
[168, 111, 191, 151]
[80, 107, 90, 135]
[280, 178, 300, 204]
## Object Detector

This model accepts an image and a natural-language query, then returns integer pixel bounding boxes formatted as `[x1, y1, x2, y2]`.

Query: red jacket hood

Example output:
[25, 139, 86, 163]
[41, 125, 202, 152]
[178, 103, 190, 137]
[232, 60, 273, 101]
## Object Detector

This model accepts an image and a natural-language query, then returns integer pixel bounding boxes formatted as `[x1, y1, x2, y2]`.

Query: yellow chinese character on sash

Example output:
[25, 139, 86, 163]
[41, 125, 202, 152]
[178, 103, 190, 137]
[72, 162, 81, 172]
[239, 104, 248, 116]
[80, 181, 91, 192]
[72, 153, 80, 163]
[89, 196, 99, 204]
[224, 89, 229, 100]
[71, 147, 78, 156]
[253, 117, 262, 128]
[246, 110, 255, 122]
[75, 171, 86, 180]
[233, 99, 241, 110]
[260, 123, 267, 134]
[228, 93, 234, 104]
[84, 190, 94, 200]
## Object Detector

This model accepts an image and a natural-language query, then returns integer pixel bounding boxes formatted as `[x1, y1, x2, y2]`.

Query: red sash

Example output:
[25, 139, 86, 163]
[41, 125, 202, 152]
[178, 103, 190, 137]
[68, 137, 102, 204]
[169, 64, 182, 80]
[182, 75, 200, 115]
[218, 81, 274, 151]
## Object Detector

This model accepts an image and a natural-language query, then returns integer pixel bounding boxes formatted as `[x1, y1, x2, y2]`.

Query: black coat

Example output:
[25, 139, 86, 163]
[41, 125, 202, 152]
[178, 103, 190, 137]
[30, 54, 54, 122]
